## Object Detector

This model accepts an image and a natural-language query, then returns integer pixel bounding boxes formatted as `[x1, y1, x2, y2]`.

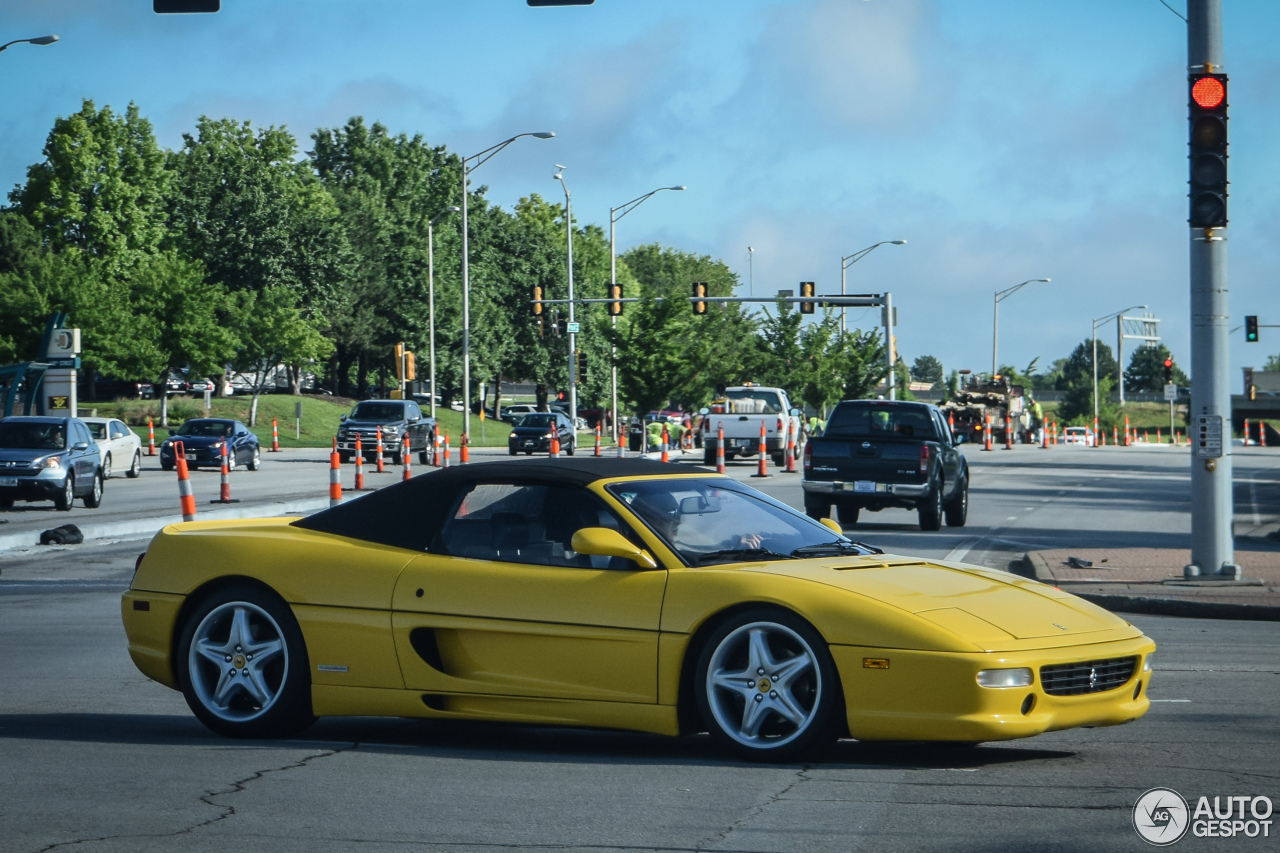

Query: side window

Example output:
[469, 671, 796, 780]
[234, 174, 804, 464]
[407, 403, 421, 420]
[73, 422, 90, 446]
[110, 421, 127, 439]
[436, 483, 634, 569]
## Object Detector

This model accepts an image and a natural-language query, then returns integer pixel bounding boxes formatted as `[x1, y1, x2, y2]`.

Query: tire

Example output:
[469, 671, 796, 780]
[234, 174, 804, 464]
[0, 498, 14, 510]
[248, 447, 261, 471]
[803, 494, 830, 520]
[704, 445, 716, 466]
[836, 503, 860, 526]
[771, 452, 785, 467]
[390, 450, 402, 467]
[102, 453, 113, 480]
[694, 608, 842, 762]
[126, 451, 141, 479]
[566, 438, 575, 456]
[339, 452, 352, 465]
[918, 480, 944, 531]
[175, 584, 315, 739]
[161, 460, 174, 472]
[54, 473, 74, 512]
[227, 450, 238, 471]
[508, 446, 518, 456]
[83, 470, 103, 509]
[944, 475, 968, 528]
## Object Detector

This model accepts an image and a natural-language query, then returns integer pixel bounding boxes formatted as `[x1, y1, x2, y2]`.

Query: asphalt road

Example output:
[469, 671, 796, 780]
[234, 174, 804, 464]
[2, 443, 1279, 851]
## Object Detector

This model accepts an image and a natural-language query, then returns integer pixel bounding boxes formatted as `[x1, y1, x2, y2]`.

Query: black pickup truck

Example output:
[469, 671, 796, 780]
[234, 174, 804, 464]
[801, 400, 968, 531]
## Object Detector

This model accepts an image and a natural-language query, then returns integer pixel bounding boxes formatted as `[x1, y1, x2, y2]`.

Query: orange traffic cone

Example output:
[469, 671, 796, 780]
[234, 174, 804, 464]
[376, 426, 385, 473]
[174, 441, 196, 521]
[354, 437, 365, 490]
[752, 421, 769, 478]
[784, 420, 797, 473]
[594, 423, 601, 457]
[329, 438, 342, 507]
[271, 418, 281, 452]
[209, 442, 239, 504]
[661, 424, 670, 463]
[716, 423, 726, 474]
[460, 433, 469, 464]
[147, 418, 156, 456]
[402, 434, 412, 481]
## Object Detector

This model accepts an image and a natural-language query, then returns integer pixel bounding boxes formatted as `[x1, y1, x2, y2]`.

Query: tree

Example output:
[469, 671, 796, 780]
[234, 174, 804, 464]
[1057, 340, 1120, 424]
[231, 286, 332, 425]
[1056, 339, 1118, 393]
[1265, 354, 1280, 372]
[838, 329, 888, 400]
[910, 355, 943, 385]
[1125, 344, 1188, 391]
[11, 100, 169, 271]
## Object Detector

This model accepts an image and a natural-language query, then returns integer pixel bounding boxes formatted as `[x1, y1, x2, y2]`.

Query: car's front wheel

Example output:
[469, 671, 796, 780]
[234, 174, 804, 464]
[126, 451, 141, 479]
[54, 473, 74, 511]
[175, 585, 314, 739]
[694, 609, 841, 762]
[247, 447, 261, 471]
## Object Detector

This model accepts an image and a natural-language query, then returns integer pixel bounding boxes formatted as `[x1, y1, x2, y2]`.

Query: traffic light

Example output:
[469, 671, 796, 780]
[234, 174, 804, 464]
[799, 281, 816, 315]
[607, 282, 624, 316]
[692, 282, 708, 315]
[154, 0, 220, 11]
[576, 350, 588, 383]
[404, 351, 416, 381]
[1164, 357, 1174, 384]
[555, 317, 567, 337]
[1189, 72, 1229, 228]
[1246, 315, 1259, 342]
[394, 343, 405, 380]
[531, 285, 544, 317]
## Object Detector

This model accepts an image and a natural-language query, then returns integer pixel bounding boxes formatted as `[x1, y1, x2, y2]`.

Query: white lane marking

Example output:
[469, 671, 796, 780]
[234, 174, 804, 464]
[1006, 516, 1017, 521]
[1150, 699, 1191, 703]
[944, 538, 982, 562]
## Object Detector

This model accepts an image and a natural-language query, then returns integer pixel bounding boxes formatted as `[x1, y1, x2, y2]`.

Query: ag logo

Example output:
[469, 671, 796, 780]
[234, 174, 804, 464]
[1134, 787, 1190, 845]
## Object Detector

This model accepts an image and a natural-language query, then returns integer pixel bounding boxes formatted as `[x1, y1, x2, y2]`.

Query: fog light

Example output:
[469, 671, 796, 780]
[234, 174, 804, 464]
[1143, 654, 1153, 672]
[977, 667, 1033, 688]
[1021, 694, 1036, 715]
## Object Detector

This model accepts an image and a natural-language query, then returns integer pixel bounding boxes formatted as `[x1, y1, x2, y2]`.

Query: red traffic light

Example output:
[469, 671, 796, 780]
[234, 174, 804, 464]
[1164, 358, 1173, 368]
[1191, 76, 1226, 109]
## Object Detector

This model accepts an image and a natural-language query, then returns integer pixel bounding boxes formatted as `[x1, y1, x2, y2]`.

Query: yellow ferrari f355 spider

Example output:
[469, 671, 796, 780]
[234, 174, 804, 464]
[122, 458, 1154, 761]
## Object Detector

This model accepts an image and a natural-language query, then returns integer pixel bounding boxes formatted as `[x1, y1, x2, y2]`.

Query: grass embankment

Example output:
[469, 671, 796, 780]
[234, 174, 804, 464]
[87, 393, 522, 448]
[1040, 401, 1191, 434]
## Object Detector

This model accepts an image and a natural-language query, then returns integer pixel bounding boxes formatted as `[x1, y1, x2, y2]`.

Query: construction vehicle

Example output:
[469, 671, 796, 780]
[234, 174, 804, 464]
[940, 375, 1032, 444]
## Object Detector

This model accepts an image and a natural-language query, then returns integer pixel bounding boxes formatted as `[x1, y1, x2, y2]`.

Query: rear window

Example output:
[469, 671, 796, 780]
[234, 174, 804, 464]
[824, 403, 938, 440]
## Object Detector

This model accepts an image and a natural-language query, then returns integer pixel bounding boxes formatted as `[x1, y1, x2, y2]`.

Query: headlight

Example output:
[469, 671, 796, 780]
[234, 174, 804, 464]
[976, 667, 1033, 688]
[1143, 654, 1153, 672]
[211, 441, 224, 449]
[35, 456, 62, 469]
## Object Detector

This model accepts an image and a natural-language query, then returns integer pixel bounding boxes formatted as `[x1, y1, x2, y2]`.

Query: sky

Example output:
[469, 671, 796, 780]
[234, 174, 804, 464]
[4, 0, 1280, 390]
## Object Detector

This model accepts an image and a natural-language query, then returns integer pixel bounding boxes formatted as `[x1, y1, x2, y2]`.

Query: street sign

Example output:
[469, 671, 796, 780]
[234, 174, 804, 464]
[1164, 383, 1178, 401]
[566, 322, 580, 334]
[1194, 415, 1223, 459]
[295, 401, 303, 420]
[46, 357, 79, 369]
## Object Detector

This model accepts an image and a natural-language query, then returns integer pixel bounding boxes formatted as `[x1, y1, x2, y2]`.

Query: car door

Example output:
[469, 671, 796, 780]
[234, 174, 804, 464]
[391, 481, 668, 703]
[71, 421, 95, 485]
[930, 410, 960, 493]
[109, 420, 133, 465]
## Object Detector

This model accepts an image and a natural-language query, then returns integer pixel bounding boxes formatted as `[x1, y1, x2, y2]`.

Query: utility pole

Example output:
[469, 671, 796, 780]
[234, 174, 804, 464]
[1186, 0, 1237, 579]
[883, 292, 895, 400]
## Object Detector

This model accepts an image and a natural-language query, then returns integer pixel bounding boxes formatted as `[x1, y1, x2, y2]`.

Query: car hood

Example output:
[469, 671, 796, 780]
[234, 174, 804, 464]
[743, 555, 1136, 652]
[165, 434, 229, 447]
[0, 447, 63, 463]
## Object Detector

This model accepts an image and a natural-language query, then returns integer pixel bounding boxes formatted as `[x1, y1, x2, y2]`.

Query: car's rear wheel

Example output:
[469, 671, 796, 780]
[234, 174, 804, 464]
[918, 481, 943, 531]
[83, 470, 103, 508]
[176, 585, 314, 739]
[704, 444, 716, 466]
[836, 503, 860, 526]
[102, 453, 113, 480]
[54, 473, 74, 512]
[944, 476, 968, 528]
[508, 446, 518, 456]
[161, 460, 174, 472]
[695, 610, 841, 762]
[127, 451, 141, 479]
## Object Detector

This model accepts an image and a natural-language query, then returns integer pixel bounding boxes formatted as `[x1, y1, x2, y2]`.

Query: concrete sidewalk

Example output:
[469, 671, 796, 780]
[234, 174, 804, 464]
[1025, 536, 1280, 621]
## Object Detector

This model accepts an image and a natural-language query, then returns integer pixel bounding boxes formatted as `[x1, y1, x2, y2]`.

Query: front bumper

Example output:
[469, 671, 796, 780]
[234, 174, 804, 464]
[832, 635, 1155, 742]
[510, 435, 552, 452]
[0, 466, 70, 501]
[159, 444, 229, 466]
[802, 479, 929, 498]
[337, 436, 402, 454]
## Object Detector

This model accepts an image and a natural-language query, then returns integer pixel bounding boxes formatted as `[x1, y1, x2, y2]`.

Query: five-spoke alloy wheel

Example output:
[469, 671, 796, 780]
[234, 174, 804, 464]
[695, 609, 841, 761]
[176, 585, 314, 738]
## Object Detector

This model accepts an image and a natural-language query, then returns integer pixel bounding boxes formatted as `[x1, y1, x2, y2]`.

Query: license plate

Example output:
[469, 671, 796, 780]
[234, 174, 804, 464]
[854, 481, 876, 493]
[186, 454, 197, 463]
[732, 439, 752, 449]
[0, 476, 16, 488]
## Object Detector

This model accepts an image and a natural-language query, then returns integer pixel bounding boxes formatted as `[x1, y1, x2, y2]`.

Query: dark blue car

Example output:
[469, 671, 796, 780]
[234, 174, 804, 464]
[0, 416, 105, 511]
[507, 412, 576, 456]
[159, 418, 261, 472]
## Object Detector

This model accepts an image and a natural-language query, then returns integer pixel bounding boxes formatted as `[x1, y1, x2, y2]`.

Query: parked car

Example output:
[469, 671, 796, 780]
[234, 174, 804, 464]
[0, 416, 105, 511]
[507, 412, 576, 455]
[337, 400, 436, 465]
[80, 417, 143, 479]
[160, 419, 261, 472]
[187, 377, 216, 395]
[801, 399, 968, 531]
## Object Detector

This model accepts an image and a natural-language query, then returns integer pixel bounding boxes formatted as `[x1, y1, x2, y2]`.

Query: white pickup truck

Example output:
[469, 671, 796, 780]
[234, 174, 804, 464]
[699, 385, 804, 466]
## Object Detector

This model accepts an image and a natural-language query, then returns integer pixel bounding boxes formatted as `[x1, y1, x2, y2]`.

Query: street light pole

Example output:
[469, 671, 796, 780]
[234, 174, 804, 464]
[609, 184, 685, 443]
[0, 34, 59, 54]
[841, 240, 906, 336]
[1092, 304, 1146, 424]
[992, 278, 1051, 376]
[459, 131, 554, 438]
[426, 206, 460, 421]
[553, 166, 577, 430]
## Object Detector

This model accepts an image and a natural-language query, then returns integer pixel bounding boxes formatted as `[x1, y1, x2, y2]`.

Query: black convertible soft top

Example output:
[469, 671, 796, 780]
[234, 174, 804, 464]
[291, 457, 706, 552]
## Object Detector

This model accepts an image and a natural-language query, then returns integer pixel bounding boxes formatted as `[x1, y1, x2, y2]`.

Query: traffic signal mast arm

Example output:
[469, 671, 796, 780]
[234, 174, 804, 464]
[530, 294, 890, 307]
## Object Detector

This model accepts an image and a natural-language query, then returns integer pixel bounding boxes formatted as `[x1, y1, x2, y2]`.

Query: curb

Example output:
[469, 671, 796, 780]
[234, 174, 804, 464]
[0, 497, 329, 554]
[1023, 551, 1280, 622]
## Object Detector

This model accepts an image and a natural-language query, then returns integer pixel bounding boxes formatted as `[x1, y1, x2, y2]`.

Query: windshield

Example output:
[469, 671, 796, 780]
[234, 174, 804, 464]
[85, 422, 108, 440]
[518, 414, 557, 428]
[724, 389, 782, 414]
[608, 478, 873, 566]
[350, 402, 406, 422]
[176, 420, 233, 437]
[824, 403, 938, 440]
[0, 421, 66, 450]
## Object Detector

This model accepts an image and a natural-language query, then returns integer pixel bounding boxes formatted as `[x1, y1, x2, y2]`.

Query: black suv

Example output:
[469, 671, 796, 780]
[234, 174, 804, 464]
[337, 400, 436, 465]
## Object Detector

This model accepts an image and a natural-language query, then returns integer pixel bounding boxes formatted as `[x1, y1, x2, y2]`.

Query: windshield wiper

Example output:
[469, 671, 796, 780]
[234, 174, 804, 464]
[791, 541, 882, 557]
[694, 548, 793, 565]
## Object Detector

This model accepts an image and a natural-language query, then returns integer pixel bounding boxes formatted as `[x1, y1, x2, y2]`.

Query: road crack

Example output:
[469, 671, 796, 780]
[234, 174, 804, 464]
[694, 764, 812, 851]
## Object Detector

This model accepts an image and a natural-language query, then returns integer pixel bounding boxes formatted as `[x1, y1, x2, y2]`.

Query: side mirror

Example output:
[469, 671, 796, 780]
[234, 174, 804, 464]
[73, 441, 90, 451]
[952, 431, 966, 445]
[791, 408, 801, 417]
[339, 414, 347, 422]
[699, 407, 710, 416]
[408, 415, 419, 423]
[570, 527, 658, 570]
[818, 518, 843, 535]
[167, 429, 176, 436]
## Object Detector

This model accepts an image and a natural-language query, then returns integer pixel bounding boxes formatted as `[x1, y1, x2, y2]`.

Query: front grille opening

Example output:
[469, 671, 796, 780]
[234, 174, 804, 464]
[1039, 656, 1138, 696]
[1133, 680, 1143, 700]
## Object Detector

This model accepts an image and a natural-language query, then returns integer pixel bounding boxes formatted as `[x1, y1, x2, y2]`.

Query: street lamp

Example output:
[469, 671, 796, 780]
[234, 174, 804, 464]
[0, 34, 59, 54]
[609, 184, 685, 442]
[992, 278, 1051, 376]
[459, 131, 554, 437]
[840, 240, 906, 335]
[1092, 304, 1146, 425]
[426, 205, 460, 420]
[552, 165, 578, 430]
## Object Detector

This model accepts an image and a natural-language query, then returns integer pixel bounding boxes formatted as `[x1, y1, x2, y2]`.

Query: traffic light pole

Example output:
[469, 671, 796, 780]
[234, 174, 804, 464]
[1187, 0, 1237, 579]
